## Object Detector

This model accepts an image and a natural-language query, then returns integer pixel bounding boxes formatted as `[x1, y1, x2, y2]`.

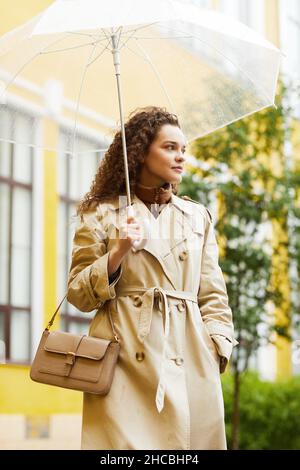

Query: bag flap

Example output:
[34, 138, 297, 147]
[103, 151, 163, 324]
[44, 331, 111, 360]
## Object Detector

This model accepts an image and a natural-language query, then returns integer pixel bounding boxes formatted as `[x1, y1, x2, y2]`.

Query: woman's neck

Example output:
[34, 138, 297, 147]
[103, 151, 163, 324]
[135, 181, 172, 205]
[137, 181, 170, 190]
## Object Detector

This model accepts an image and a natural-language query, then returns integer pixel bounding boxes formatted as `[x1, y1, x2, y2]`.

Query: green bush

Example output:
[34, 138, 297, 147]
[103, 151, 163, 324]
[222, 372, 300, 449]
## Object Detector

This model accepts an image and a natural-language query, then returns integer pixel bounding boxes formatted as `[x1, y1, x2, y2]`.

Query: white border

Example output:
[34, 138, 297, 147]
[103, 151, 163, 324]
[30, 120, 44, 359]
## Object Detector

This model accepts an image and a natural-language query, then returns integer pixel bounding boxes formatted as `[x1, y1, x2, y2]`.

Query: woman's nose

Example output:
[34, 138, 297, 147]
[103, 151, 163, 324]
[176, 152, 186, 162]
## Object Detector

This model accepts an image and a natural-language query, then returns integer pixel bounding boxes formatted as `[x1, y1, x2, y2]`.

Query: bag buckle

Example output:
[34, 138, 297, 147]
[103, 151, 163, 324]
[65, 351, 76, 365]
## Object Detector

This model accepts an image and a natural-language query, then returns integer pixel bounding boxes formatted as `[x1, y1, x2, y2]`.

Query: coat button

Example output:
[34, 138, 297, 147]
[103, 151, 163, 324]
[133, 295, 143, 307]
[175, 357, 184, 366]
[179, 250, 188, 261]
[177, 301, 185, 312]
[136, 352, 145, 362]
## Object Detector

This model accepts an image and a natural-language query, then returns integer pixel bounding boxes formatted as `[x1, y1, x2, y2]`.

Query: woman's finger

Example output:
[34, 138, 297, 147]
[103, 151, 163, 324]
[127, 216, 136, 224]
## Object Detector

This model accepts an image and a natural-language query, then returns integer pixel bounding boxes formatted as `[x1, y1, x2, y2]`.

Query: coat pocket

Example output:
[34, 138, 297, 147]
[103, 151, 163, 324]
[201, 321, 220, 367]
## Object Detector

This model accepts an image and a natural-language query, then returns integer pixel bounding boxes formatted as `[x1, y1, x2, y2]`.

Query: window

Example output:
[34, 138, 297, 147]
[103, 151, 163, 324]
[181, 0, 210, 7]
[280, 0, 300, 87]
[156, 0, 212, 62]
[0, 108, 34, 363]
[219, 0, 241, 21]
[219, 0, 264, 34]
[57, 131, 103, 334]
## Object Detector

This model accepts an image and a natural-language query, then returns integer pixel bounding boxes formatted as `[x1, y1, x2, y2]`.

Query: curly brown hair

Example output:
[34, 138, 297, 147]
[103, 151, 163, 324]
[76, 106, 181, 218]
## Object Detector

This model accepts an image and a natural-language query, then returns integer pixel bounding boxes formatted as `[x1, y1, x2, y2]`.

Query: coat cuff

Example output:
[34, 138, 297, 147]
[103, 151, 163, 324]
[87, 252, 123, 305]
[210, 334, 239, 373]
[204, 320, 237, 344]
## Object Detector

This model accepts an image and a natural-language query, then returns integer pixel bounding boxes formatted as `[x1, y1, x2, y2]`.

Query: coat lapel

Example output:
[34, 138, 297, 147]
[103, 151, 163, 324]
[104, 193, 195, 290]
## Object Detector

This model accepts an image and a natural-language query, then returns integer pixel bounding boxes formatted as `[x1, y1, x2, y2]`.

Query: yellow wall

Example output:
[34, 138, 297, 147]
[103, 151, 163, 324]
[0, 0, 80, 416]
[264, 0, 293, 380]
[211, 0, 220, 9]
[43, 119, 60, 329]
[0, 1, 52, 35]
[292, 121, 300, 168]
[0, 0, 205, 416]
[265, 0, 280, 47]
[0, 0, 298, 420]
[0, 365, 82, 415]
[211, 0, 294, 379]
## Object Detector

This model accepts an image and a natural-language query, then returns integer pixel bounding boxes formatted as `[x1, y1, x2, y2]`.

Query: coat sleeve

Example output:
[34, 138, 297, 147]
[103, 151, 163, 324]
[67, 207, 122, 312]
[197, 207, 238, 373]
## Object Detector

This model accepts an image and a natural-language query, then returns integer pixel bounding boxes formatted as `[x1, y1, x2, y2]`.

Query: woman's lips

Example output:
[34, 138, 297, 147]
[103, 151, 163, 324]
[172, 167, 183, 173]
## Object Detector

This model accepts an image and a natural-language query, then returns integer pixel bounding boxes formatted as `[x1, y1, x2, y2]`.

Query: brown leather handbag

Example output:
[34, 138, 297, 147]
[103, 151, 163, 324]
[30, 295, 120, 394]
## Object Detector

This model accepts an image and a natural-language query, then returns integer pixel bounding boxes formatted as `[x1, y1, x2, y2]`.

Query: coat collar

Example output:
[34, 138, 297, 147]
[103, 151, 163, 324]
[101, 193, 196, 290]
[104, 193, 194, 216]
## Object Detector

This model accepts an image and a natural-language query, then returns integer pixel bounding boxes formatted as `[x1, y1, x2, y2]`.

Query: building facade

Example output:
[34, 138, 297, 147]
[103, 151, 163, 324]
[0, 0, 298, 449]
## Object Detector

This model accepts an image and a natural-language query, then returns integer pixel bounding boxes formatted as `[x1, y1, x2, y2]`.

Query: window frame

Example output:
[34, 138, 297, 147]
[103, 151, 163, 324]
[57, 130, 103, 333]
[219, 0, 265, 34]
[0, 109, 34, 364]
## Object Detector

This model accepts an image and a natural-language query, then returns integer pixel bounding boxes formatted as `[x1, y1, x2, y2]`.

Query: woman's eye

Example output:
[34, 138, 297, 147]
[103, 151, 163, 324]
[166, 146, 185, 153]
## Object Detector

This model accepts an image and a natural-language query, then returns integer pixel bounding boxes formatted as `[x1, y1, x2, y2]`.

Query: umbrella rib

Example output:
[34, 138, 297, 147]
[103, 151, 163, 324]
[118, 23, 177, 45]
[66, 31, 101, 38]
[106, 23, 164, 49]
[70, 41, 103, 158]
[118, 29, 143, 50]
[134, 40, 176, 112]
[40, 37, 107, 55]
[101, 27, 115, 48]
[116, 26, 124, 49]
[86, 38, 112, 67]
[0, 33, 70, 100]
[121, 22, 159, 36]
[100, 25, 158, 53]
[0, 136, 108, 156]
[123, 41, 176, 114]
[126, 35, 194, 40]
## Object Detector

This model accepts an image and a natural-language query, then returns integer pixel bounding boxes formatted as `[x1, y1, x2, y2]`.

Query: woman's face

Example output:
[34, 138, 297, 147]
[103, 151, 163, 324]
[139, 124, 187, 187]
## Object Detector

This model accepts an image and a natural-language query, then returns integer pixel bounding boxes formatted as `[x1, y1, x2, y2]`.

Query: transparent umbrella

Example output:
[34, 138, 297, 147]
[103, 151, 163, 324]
[0, 0, 282, 212]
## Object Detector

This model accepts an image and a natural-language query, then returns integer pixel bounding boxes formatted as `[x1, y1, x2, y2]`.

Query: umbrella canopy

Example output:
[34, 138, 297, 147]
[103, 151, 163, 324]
[0, 0, 282, 157]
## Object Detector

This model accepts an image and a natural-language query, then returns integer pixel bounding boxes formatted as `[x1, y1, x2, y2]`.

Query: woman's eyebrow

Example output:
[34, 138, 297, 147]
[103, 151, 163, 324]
[163, 140, 186, 147]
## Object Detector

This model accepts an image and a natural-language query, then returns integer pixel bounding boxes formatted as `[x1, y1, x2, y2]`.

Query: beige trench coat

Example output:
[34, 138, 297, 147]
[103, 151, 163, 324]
[67, 193, 238, 450]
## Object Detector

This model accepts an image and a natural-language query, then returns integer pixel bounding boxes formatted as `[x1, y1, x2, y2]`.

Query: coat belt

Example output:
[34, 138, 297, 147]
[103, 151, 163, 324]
[116, 286, 198, 413]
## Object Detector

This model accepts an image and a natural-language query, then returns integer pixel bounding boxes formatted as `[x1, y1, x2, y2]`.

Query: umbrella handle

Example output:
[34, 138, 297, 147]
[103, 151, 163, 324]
[127, 205, 150, 252]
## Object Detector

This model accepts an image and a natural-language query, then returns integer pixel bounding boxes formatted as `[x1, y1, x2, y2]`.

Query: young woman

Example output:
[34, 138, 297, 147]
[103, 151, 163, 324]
[67, 106, 238, 450]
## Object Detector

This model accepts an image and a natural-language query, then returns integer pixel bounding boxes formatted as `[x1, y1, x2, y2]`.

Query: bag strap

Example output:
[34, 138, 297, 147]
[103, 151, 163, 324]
[45, 294, 67, 331]
[45, 293, 120, 343]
